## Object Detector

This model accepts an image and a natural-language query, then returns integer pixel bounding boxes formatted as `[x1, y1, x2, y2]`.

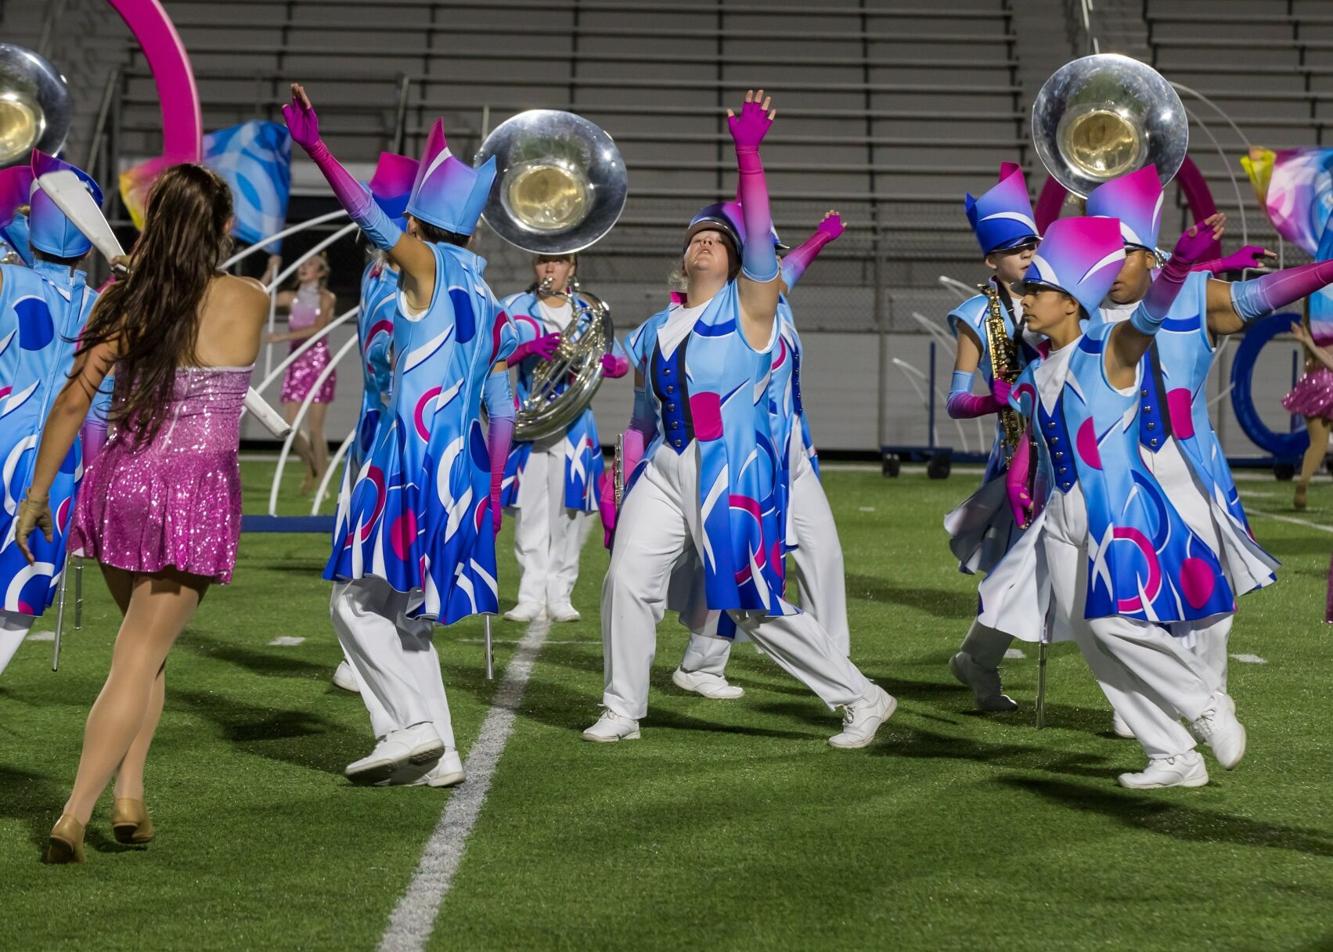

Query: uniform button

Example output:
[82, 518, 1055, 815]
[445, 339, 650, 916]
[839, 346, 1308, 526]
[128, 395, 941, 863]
[672, 439, 683, 448]
[670, 420, 680, 429]
[1054, 451, 1064, 458]
[1045, 421, 1056, 430]
[1050, 436, 1060, 445]
[1150, 438, 1160, 446]
[666, 385, 675, 394]
[665, 403, 676, 412]
[1141, 388, 1150, 397]
[1142, 404, 1152, 413]
[1146, 422, 1156, 430]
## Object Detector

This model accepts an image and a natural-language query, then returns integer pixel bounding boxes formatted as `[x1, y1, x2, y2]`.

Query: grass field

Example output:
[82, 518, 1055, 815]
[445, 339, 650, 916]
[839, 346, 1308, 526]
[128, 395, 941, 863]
[2, 464, 1331, 951]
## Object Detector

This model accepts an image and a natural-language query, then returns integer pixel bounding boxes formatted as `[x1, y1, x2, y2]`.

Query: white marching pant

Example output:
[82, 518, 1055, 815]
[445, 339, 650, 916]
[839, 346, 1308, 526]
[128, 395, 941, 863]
[329, 577, 455, 749]
[602, 446, 870, 721]
[679, 452, 852, 675]
[1044, 532, 1216, 760]
[513, 434, 591, 607]
[0, 610, 34, 677]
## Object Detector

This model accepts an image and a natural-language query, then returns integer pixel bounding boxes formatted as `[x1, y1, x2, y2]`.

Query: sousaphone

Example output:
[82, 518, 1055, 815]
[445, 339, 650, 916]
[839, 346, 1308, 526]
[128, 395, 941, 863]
[475, 110, 628, 441]
[0, 44, 72, 168]
[1031, 53, 1188, 198]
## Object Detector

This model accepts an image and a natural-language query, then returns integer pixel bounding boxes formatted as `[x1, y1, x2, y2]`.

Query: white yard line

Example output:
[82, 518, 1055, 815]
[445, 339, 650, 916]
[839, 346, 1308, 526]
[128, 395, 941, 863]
[1246, 508, 1333, 534]
[377, 616, 550, 952]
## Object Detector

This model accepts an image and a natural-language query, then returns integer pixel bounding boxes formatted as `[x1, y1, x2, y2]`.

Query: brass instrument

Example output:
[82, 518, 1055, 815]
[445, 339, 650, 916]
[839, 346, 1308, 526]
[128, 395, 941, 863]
[0, 44, 72, 167]
[1031, 53, 1188, 198]
[514, 275, 614, 441]
[981, 283, 1025, 463]
[476, 110, 628, 441]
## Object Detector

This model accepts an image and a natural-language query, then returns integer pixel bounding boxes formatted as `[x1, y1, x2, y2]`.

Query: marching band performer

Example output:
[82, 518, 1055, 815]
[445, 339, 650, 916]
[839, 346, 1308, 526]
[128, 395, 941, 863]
[286, 85, 517, 787]
[941, 164, 1042, 712]
[588, 91, 893, 748]
[326, 152, 418, 701]
[19, 163, 270, 862]
[1082, 167, 1298, 728]
[667, 210, 852, 700]
[981, 214, 1251, 789]
[0, 152, 106, 679]
[500, 253, 628, 623]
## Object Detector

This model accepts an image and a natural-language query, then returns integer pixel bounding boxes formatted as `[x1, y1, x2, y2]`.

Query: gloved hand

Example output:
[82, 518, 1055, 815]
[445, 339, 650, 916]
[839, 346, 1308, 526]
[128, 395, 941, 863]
[990, 378, 1012, 406]
[816, 211, 845, 242]
[600, 353, 629, 378]
[1193, 244, 1274, 275]
[15, 490, 53, 565]
[282, 83, 323, 151]
[598, 471, 617, 549]
[1005, 436, 1035, 530]
[509, 333, 561, 365]
[727, 89, 775, 152]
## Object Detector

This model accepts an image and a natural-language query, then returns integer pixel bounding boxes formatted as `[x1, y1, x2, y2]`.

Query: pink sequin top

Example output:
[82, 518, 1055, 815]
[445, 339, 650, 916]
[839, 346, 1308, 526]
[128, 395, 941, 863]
[69, 365, 254, 584]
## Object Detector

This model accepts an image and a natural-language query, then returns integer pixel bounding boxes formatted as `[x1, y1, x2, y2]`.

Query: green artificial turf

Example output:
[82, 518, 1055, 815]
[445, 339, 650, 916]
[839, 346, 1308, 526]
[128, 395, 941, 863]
[1, 465, 1330, 951]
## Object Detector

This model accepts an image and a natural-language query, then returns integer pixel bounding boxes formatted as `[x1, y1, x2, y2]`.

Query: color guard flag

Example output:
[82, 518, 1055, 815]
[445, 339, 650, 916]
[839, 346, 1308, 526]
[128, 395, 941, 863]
[202, 120, 293, 252]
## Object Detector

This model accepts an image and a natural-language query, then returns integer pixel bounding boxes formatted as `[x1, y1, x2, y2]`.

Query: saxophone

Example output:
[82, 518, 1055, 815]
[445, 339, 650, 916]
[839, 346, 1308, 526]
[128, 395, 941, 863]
[981, 283, 1024, 464]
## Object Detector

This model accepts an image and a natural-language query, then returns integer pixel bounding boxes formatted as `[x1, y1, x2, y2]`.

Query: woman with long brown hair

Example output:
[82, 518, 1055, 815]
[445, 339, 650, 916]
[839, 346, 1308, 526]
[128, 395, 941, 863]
[14, 163, 269, 863]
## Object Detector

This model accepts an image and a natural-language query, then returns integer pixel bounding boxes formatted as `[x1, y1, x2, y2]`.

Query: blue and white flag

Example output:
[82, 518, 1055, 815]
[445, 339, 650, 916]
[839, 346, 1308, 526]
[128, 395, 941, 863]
[203, 120, 292, 252]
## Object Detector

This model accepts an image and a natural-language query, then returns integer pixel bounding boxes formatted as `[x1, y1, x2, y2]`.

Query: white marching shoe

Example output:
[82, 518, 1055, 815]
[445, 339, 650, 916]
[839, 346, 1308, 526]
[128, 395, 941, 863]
[504, 602, 545, 623]
[828, 685, 897, 749]
[949, 651, 1018, 713]
[1117, 751, 1209, 789]
[548, 601, 581, 623]
[672, 667, 745, 700]
[1189, 692, 1247, 769]
[1112, 710, 1135, 739]
[581, 709, 641, 743]
[411, 749, 466, 788]
[345, 723, 444, 785]
[332, 660, 360, 694]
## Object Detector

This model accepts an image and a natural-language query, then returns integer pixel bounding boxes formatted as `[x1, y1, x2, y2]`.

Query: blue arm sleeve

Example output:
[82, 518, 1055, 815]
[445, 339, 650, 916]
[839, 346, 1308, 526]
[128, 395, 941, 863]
[483, 368, 514, 421]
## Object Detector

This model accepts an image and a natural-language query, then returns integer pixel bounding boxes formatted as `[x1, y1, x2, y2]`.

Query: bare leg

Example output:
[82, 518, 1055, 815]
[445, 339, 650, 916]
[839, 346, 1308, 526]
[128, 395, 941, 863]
[307, 402, 331, 487]
[62, 568, 208, 824]
[282, 401, 318, 483]
[1296, 417, 1328, 508]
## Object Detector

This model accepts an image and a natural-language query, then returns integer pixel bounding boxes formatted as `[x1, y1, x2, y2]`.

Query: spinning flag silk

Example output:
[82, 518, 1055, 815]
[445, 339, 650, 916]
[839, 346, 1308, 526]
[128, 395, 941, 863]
[1244, 146, 1333, 337]
[202, 120, 292, 251]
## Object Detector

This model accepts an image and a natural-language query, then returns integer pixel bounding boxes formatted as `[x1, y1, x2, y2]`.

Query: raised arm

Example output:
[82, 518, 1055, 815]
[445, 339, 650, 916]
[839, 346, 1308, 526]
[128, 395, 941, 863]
[1206, 258, 1333, 338]
[283, 84, 437, 309]
[781, 211, 844, 292]
[1290, 322, 1333, 373]
[1108, 216, 1222, 388]
[730, 89, 782, 349]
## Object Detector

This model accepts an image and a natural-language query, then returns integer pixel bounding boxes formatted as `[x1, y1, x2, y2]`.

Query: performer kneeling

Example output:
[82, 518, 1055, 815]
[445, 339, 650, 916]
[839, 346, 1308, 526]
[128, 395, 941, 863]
[981, 215, 1247, 789]
[501, 253, 628, 623]
[589, 92, 892, 748]
[286, 86, 516, 786]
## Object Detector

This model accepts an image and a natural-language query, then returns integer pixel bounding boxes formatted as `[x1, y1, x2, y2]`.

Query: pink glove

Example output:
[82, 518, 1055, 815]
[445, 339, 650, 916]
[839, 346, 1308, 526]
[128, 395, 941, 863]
[1191, 244, 1272, 275]
[1005, 432, 1035, 529]
[282, 84, 322, 151]
[816, 212, 845, 242]
[990, 378, 1012, 405]
[1142, 215, 1224, 322]
[508, 333, 561, 365]
[600, 353, 629, 378]
[727, 95, 775, 152]
[598, 471, 617, 548]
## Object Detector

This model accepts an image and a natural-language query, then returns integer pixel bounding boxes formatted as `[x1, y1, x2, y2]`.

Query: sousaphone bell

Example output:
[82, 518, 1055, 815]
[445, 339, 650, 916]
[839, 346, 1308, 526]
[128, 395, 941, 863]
[1031, 53, 1188, 198]
[475, 110, 629, 441]
[0, 44, 72, 168]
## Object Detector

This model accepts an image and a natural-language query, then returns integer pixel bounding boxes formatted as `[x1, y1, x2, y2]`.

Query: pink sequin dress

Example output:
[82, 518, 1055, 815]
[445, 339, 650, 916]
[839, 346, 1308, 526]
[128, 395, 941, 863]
[69, 366, 253, 584]
[1282, 365, 1333, 420]
[279, 283, 336, 404]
